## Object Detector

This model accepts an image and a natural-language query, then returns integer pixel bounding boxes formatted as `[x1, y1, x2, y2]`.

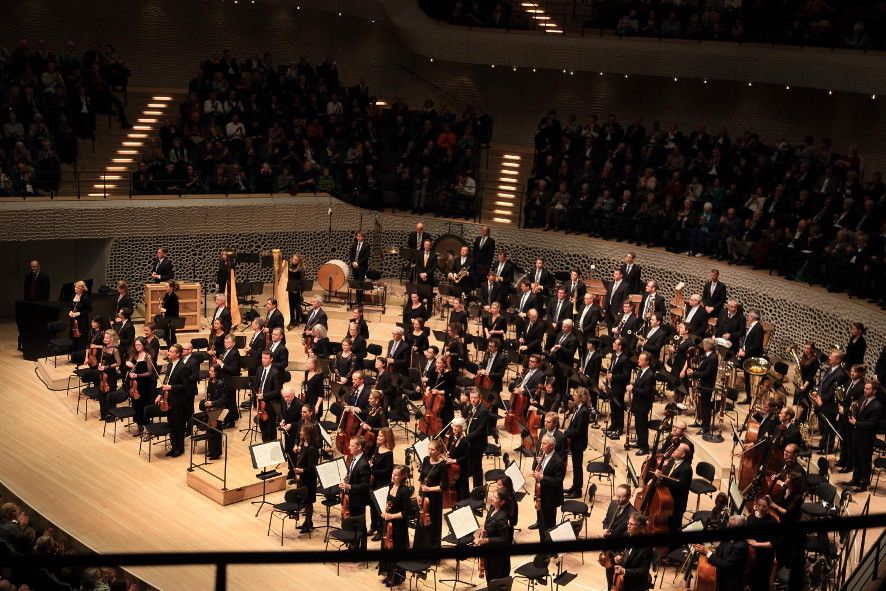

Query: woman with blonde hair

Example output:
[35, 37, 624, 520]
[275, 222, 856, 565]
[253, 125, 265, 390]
[69, 280, 91, 350]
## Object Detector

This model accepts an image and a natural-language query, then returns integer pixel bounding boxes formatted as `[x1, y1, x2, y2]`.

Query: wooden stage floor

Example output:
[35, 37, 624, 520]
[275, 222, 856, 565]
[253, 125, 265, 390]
[0, 288, 882, 590]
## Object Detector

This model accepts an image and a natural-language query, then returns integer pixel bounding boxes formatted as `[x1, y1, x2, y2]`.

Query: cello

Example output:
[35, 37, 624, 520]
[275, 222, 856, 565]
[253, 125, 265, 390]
[420, 380, 446, 437]
[505, 372, 530, 435]
[441, 432, 460, 509]
[633, 415, 674, 554]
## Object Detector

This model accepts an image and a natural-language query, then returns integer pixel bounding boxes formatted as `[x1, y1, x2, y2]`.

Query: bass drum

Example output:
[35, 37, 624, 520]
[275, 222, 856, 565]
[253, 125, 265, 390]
[317, 259, 350, 292]
[434, 233, 470, 273]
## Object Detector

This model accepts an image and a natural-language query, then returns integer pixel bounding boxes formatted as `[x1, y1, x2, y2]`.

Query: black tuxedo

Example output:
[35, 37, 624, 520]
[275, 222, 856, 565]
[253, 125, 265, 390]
[708, 539, 749, 591]
[480, 280, 505, 307]
[547, 331, 579, 368]
[519, 321, 545, 355]
[514, 290, 539, 316]
[578, 349, 602, 394]
[620, 263, 642, 294]
[817, 365, 848, 452]
[631, 366, 656, 450]
[638, 293, 666, 321]
[416, 249, 437, 285]
[702, 281, 727, 317]
[252, 365, 283, 442]
[304, 307, 328, 332]
[279, 396, 303, 469]
[575, 302, 601, 340]
[640, 326, 668, 364]
[660, 459, 692, 532]
[182, 353, 201, 415]
[345, 453, 372, 519]
[564, 403, 590, 492]
[511, 367, 545, 397]
[246, 331, 265, 373]
[546, 297, 572, 332]
[602, 501, 636, 541]
[740, 322, 765, 357]
[116, 320, 135, 354]
[211, 306, 233, 333]
[23, 271, 50, 301]
[386, 339, 410, 374]
[564, 280, 586, 306]
[490, 259, 516, 287]
[218, 347, 241, 425]
[683, 305, 709, 338]
[838, 378, 865, 467]
[407, 232, 432, 251]
[620, 544, 654, 590]
[451, 255, 474, 292]
[481, 350, 508, 391]
[853, 396, 884, 486]
[466, 404, 490, 489]
[605, 280, 629, 325]
[529, 267, 554, 294]
[268, 341, 289, 374]
[152, 257, 174, 281]
[608, 352, 633, 430]
[163, 359, 191, 454]
[472, 235, 496, 270]
[614, 312, 642, 350]
[115, 293, 134, 314]
[265, 308, 285, 339]
[695, 351, 719, 432]
[536, 452, 565, 540]
[715, 311, 745, 352]
[349, 239, 371, 280]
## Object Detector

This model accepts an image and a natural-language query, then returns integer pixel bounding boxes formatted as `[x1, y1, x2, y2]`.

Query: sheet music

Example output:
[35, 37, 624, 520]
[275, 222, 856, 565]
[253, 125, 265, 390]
[728, 479, 744, 512]
[625, 455, 639, 488]
[682, 520, 704, 532]
[547, 520, 576, 557]
[372, 485, 389, 513]
[504, 461, 526, 492]
[319, 425, 333, 447]
[317, 457, 347, 490]
[446, 505, 479, 540]
[250, 440, 284, 469]
[413, 437, 430, 463]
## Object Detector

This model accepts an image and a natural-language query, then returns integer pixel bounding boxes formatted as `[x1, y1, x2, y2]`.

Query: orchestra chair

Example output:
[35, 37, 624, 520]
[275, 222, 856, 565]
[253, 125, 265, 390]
[396, 560, 438, 591]
[689, 461, 718, 515]
[562, 482, 595, 544]
[76, 379, 103, 422]
[103, 391, 136, 443]
[366, 343, 383, 358]
[805, 457, 830, 490]
[802, 481, 837, 518]
[47, 320, 73, 367]
[66, 349, 91, 395]
[317, 486, 343, 542]
[326, 515, 368, 575]
[138, 404, 172, 462]
[513, 554, 552, 591]
[872, 457, 886, 494]
[585, 448, 615, 498]
[268, 487, 309, 545]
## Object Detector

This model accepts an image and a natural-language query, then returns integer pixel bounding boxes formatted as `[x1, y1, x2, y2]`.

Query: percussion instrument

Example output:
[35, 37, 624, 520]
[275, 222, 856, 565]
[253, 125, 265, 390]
[433, 233, 469, 273]
[714, 337, 732, 350]
[317, 259, 350, 292]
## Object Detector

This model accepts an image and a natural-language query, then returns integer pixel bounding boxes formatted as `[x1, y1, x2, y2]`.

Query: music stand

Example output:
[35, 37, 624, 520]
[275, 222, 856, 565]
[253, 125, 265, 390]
[400, 247, 420, 283]
[154, 316, 185, 345]
[347, 279, 374, 310]
[441, 505, 480, 590]
[249, 440, 284, 516]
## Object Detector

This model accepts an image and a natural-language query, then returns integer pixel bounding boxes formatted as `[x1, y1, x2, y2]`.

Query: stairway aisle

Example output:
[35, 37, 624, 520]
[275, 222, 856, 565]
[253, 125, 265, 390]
[479, 143, 533, 227]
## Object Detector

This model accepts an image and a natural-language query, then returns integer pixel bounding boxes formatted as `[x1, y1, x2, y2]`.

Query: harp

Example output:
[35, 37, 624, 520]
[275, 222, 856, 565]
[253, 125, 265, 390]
[273, 248, 290, 323]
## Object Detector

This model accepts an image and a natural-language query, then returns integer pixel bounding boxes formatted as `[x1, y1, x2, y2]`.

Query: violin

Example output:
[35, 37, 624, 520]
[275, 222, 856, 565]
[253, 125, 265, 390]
[258, 399, 269, 422]
[130, 377, 139, 400]
[383, 500, 394, 550]
[71, 312, 81, 339]
[158, 391, 170, 412]
[534, 452, 543, 511]
[341, 453, 352, 520]
[86, 340, 98, 368]
[478, 529, 487, 578]
[100, 371, 110, 394]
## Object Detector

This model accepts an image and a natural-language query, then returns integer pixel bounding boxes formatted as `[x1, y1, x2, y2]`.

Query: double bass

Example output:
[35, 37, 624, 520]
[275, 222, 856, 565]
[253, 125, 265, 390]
[505, 373, 530, 435]
[335, 391, 363, 455]
[633, 415, 674, 552]
[420, 379, 446, 437]
[442, 432, 460, 509]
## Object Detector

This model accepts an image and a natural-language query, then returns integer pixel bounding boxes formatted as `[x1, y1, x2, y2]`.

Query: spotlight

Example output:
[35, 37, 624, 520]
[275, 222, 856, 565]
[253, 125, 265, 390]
[703, 79, 708, 84]
[532, 68, 537, 73]
[747, 81, 752, 86]
[673, 77, 678, 82]
[624, 74, 628, 78]
[599, 72, 603, 76]
[570, 70, 574, 76]
[429, 58, 434, 63]
[491, 64, 496, 68]
[828, 90, 833, 95]
[563, 69, 567, 74]
[512, 66, 517, 72]
[785, 85, 790, 90]
[873, 94, 878, 100]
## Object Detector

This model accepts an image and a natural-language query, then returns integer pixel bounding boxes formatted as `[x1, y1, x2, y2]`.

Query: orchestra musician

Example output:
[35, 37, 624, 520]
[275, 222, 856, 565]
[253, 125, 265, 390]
[767, 468, 805, 569]
[278, 386, 303, 477]
[294, 423, 320, 533]
[514, 280, 539, 322]
[199, 364, 227, 460]
[429, 356, 456, 428]
[613, 515, 654, 590]
[444, 322, 466, 373]
[626, 351, 655, 455]
[546, 287, 572, 340]
[702, 269, 727, 318]
[812, 349, 847, 454]
[448, 298, 468, 334]
[447, 245, 474, 294]
[208, 317, 228, 360]
[347, 321, 368, 361]
[714, 299, 745, 355]
[605, 268, 628, 327]
[638, 280, 667, 323]
[848, 380, 883, 492]
[687, 338, 718, 436]
[403, 292, 430, 326]
[158, 280, 180, 345]
[334, 370, 371, 424]
[836, 364, 866, 472]
[483, 301, 507, 344]
[125, 336, 158, 438]
[611, 300, 640, 351]
[68, 280, 91, 350]
[407, 222, 430, 251]
[242, 318, 264, 376]
[737, 310, 765, 404]
[602, 484, 637, 590]
[415, 239, 436, 287]
[660, 420, 695, 461]
[547, 318, 580, 377]
[114, 307, 135, 355]
[578, 338, 603, 412]
[478, 488, 515, 585]
[96, 329, 123, 422]
[268, 327, 289, 374]
[496, 475, 519, 528]
[113, 280, 133, 315]
[379, 465, 411, 587]
[407, 317, 430, 363]
[150, 247, 174, 282]
[575, 292, 602, 343]
[517, 308, 545, 356]
[480, 270, 505, 308]
[253, 350, 283, 442]
[216, 333, 241, 428]
[691, 515, 749, 591]
[349, 230, 370, 305]
[531, 433, 565, 541]
[746, 497, 778, 591]
[216, 250, 232, 294]
[682, 293, 708, 338]
[157, 344, 191, 457]
[510, 353, 546, 412]
[302, 356, 326, 416]
[565, 269, 586, 309]
[464, 387, 490, 490]
[309, 325, 331, 357]
[563, 387, 591, 498]
[181, 343, 201, 425]
[209, 294, 232, 333]
[534, 411, 568, 461]
[605, 338, 633, 439]
[386, 327, 410, 375]
[654, 442, 693, 532]
[491, 251, 516, 292]
[340, 436, 372, 523]
[22, 259, 50, 302]
[446, 418, 471, 502]
[143, 322, 161, 362]
[668, 322, 694, 401]
[286, 253, 305, 328]
[472, 225, 496, 274]
[333, 339, 358, 387]
[479, 337, 508, 392]
[369, 427, 395, 540]
[794, 341, 820, 423]
[303, 296, 328, 343]
[530, 257, 554, 295]
[414, 439, 448, 549]
[264, 298, 285, 342]
[845, 322, 867, 368]
[620, 252, 643, 295]
[637, 313, 668, 367]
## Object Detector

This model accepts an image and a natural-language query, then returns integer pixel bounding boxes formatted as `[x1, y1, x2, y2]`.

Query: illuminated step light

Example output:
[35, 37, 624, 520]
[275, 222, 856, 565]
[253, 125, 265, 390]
[521, 2, 538, 7]
[132, 125, 151, 131]
[497, 185, 516, 191]
[533, 15, 551, 20]
[374, 100, 388, 106]
[540, 23, 558, 27]
[106, 166, 127, 171]
[147, 103, 167, 108]
[143, 110, 163, 115]
[127, 133, 148, 138]
[88, 192, 113, 197]
[527, 11, 545, 15]
[94, 184, 118, 188]
[499, 169, 518, 175]
[493, 209, 512, 215]
[494, 200, 514, 207]
[151, 96, 173, 101]
[117, 149, 139, 154]
[502, 154, 521, 160]
[99, 175, 122, 180]
[498, 177, 518, 183]
[122, 141, 143, 146]
[501, 162, 519, 168]
[492, 217, 512, 223]
[112, 158, 134, 162]
[137, 118, 158, 123]
[496, 192, 514, 198]
[545, 29, 564, 33]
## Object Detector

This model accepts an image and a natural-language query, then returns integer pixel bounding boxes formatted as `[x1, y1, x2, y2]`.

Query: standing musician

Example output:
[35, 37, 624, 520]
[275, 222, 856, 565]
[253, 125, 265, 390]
[483, 302, 507, 345]
[286, 254, 305, 328]
[620, 252, 643, 295]
[208, 319, 228, 363]
[334, 370, 371, 423]
[535, 411, 568, 460]
[386, 327, 410, 375]
[360, 390, 388, 449]
[794, 341, 820, 423]
[602, 484, 637, 590]
[114, 307, 135, 356]
[350, 308, 371, 339]
[611, 300, 641, 351]
[682, 294, 709, 339]
[264, 298, 285, 342]
[347, 321, 368, 361]
[407, 222, 431, 250]
[268, 327, 289, 374]
[836, 364, 866, 473]
[252, 351, 283, 442]
[349, 230, 371, 305]
[447, 245, 474, 294]
[692, 515, 749, 591]
[416, 239, 437, 288]
[209, 294, 232, 333]
[448, 298, 468, 334]
[158, 280, 180, 345]
[532, 433, 565, 541]
[68, 280, 91, 350]
[479, 488, 515, 585]
[746, 497, 778, 591]
[612, 515, 654, 590]
[143, 322, 161, 362]
[605, 338, 633, 439]
[309, 325, 332, 357]
[181, 343, 201, 426]
[480, 270, 505, 308]
[403, 293, 430, 327]
[446, 418, 471, 502]
[668, 322, 694, 402]
[429, 356, 456, 428]
[510, 353, 546, 409]
[812, 349, 848, 454]
[369, 427, 395, 541]
[737, 310, 765, 404]
[464, 387, 490, 490]
[279, 386, 303, 478]
[767, 469, 806, 566]
[637, 313, 668, 367]
[660, 420, 695, 461]
[113, 280, 133, 315]
[578, 338, 603, 411]
[472, 225, 496, 274]
[199, 364, 227, 460]
[491, 251, 516, 292]
[530, 257, 554, 295]
[605, 268, 628, 328]
[547, 318, 580, 377]
[563, 387, 591, 498]
[294, 423, 320, 533]
[517, 308, 545, 356]
[126, 336, 158, 438]
[96, 330, 123, 422]
[565, 269, 586, 309]
[702, 269, 728, 318]
[848, 380, 883, 492]
[479, 337, 508, 394]
[546, 287, 573, 341]
[216, 251, 233, 294]
[655, 442, 693, 533]
[638, 280, 667, 325]
[715, 299, 745, 356]
[845, 322, 867, 368]
[242, 318, 265, 376]
[444, 322, 466, 373]
[514, 280, 539, 323]
[216, 333, 241, 428]
[333, 339, 358, 386]
[626, 352, 656, 455]
[157, 344, 191, 458]
[23, 259, 50, 302]
[340, 436, 372, 523]
[85, 317, 105, 366]
[379, 465, 412, 587]
[687, 338, 719, 437]
[303, 296, 329, 345]
[414, 439, 448, 549]
[302, 356, 326, 416]
[575, 292, 602, 343]
[150, 247, 174, 282]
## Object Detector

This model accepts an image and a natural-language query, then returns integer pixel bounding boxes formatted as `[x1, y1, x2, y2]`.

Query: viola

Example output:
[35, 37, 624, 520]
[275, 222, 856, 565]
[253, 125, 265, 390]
[420, 493, 431, 527]
[86, 342, 98, 368]
[100, 371, 110, 394]
[383, 500, 394, 550]
[71, 313, 80, 339]
[478, 529, 487, 578]
[158, 391, 170, 412]
[534, 453, 543, 511]
[130, 378, 139, 400]
[258, 400, 269, 422]
[505, 379, 529, 435]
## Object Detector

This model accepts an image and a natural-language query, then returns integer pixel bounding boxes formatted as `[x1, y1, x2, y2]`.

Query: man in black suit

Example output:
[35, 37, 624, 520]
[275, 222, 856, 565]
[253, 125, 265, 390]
[406, 222, 431, 251]
[575, 292, 601, 342]
[151, 247, 174, 282]
[605, 268, 629, 327]
[620, 252, 643, 295]
[715, 299, 745, 355]
[611, 300, 641, 351]
[693, 516, 749, 591]
[606, 338, 633, 438]
[264, 298, 285, 343]
[480, 338, 509, 393]
[687, 338, 719, 436]
[656, 442, 693, 532]
[340, 435, 372, 523]
[534, 411, 568, 461]
[737, 309, 765, 403]
[23, 259, 50, 301]
[252, 351, 283, 442]
[637, 313, 668, 367]
[244, 318, 266, 376]
[565, 269, 586, 309]
[614, 515, 654, 590]
[546, 287, 572, 340]
[114, 280, 134, 315]
[682, 293, 709, 338]
[530, 257, 554, 295]
[547, 319, 580, 370]
[602, 484, 637, 589]
[514, 280, 539, 321]
[579, 338, 603, 410]
[638, 280, 666, 323]
[268, 327, 289, 374]
[464, 388, 490, 490]
[303, 296, 328, 339]
[564, 387, 591, 497]
[216, 334, 241, 427]
[490, 251, 516, 292]
[517, 309, 545, 356]
[532, 433, 565, 541]
[447, 245, 474, 294]
[510, 353, 545, 409]
[180, 342, 201, 424]
[415, 239, 437, 287]
[627, 352, 655, 455]
[702, 269, 727, 318]
[157, 344, 191, 457]
[813, 349, 848, 454]
[472, 224, 495, 274]
[480, 270, 505, 309]
[210, 293, 233, 333]
[278, 386, 303, 479]
[849, 381, 884, 492]
[385, 327, 410, 375]
[836, 364, 866, 472]
[115, 307, 136, 354]
[349, 230, 371, 304]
